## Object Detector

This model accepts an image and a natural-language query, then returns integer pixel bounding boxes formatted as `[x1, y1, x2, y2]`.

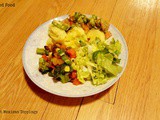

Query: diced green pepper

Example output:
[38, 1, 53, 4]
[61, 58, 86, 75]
[39, 58, 49, 74]
[48, 70, 54, 77]
[45, 50, 49, 55]
[74, 13, 88, 24]
[65, 59, 71, 65]
[36, 48, 49, 55]
[61, 55, 67, 61]
[52, 20, 70, 31]
[74, 12, 81, 21]
[82, 15, 88, 23]
[100, 20, 109, 32]
[62, 55, 71, 65]
[95, 19, 101, 28]
[39, 57, 45, 63]
[36, 48, 45, 55]
[59, 74, 70, 83]
[77, 17, 83, 23]
[92, 15, 97, 20]
[90, 18, 95, 27]
[89, 15, 98, 27]
[61, 24, 70, 31]
[57, 49, 65, 56]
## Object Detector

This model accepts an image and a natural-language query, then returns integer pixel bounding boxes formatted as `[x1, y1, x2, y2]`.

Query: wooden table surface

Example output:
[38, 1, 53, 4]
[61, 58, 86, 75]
[0, 0, 160, 120]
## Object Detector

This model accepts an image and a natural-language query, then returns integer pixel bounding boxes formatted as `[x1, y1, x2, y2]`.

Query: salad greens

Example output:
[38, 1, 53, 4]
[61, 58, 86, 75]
[72, 38, 122, 85]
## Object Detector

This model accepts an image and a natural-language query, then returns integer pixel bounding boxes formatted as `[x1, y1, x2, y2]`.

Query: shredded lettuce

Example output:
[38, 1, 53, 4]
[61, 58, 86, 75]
[72, 38, 122, 85]
[96, 53, 122, 76]
[107, 38, 122, 56]
[90, 65, 109, 85]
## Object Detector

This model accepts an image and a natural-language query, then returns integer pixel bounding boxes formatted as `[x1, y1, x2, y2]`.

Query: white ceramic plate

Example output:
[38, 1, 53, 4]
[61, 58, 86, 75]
[22, 15, 128, 97]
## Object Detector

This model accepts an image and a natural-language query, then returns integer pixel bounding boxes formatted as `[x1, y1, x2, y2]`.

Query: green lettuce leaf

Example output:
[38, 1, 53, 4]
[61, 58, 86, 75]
[107, 38, 122, 56]
[96, 52, 122, 76]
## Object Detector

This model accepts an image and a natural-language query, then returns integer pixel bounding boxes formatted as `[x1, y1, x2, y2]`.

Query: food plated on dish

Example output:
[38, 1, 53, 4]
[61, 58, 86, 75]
[36, 12, 123, 86]
[23, 12, 128, 97]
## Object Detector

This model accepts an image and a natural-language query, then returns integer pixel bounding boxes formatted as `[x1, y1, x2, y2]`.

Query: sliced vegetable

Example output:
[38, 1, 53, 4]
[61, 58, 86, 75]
[52, 20, 70, 31]
[72, 78, 81, 85]
[61, 55, 71, 64]
[89, 15, 97, 27]
[51, 57, 64, 65]
[36, 48, 45, 55]
[74, 12, 81, 21]
[57, 49, 65, 56]
[48, 70, 54, 77]
[100, 19, 109, 32]
[66, 48, 76, 58]
[59, 74, 70, 83]
[69, 70, 77, 79]
[105, 31, 112, 39]
[39, 58, 49, 74]
[81, 23, 89, 32]
[42, 55, 48, 61]
[59, 44, 66, 50]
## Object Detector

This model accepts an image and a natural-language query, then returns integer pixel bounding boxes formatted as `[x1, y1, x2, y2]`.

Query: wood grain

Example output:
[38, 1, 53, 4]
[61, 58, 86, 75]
[77, 0, 160, 120]
[77, 97, 113, 120]
[1, 0, 160, 120]
[0, 0, 81, 120]
[92, 82, 118, 104]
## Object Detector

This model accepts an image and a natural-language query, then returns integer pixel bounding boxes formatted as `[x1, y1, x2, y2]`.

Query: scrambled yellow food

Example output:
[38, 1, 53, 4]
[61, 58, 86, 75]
[48, 24, 105, 49]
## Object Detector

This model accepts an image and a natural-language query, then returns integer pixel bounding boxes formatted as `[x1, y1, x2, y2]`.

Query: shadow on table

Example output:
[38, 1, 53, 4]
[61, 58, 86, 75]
[23, 69, 111, 106]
